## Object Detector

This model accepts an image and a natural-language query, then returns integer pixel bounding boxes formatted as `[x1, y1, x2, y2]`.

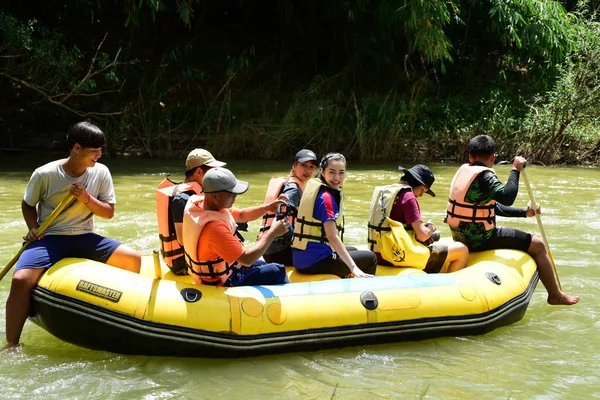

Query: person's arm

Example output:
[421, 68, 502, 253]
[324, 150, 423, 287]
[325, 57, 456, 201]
[410, 220, 436, 242]
[488, 156, 528, 206]
[323, 221, 373, 278]
[281, 183, 302, 208]
[237, 218, 288, 266]
[496, 203, 527, 218]
[489, 170, 519, 205]
[234, 194, 287, 223]
[22, 200, 41, 241]
[71, 183, 114, 219]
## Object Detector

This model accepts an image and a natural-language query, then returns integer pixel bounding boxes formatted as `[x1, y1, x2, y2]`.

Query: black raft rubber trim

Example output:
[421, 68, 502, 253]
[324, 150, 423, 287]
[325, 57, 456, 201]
[30, 271, 538, 358]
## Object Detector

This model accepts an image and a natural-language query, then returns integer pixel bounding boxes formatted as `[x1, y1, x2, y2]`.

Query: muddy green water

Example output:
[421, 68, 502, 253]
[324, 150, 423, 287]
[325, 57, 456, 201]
[0, 154, 599, 399]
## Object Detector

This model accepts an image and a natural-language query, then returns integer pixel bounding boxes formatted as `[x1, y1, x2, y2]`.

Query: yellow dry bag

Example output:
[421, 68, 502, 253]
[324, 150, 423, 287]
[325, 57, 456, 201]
[379, 217, 430, 269]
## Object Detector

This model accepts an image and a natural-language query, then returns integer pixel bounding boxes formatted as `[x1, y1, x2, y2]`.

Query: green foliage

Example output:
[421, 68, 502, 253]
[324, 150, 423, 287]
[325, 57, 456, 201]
[0, 13, 84, 91]
[0, 11, 125, 128]
[122, 0, 201, 27]
[522, 16, 600, 163]
[1, 1, 599, 164]
[395, 0, 456, 67]
[489, 0, 576, 74]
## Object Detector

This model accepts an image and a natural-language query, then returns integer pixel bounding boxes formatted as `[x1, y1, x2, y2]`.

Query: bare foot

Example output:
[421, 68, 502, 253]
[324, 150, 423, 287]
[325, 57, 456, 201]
[1, 342, 20, 352]
[547, 292, 580, 306]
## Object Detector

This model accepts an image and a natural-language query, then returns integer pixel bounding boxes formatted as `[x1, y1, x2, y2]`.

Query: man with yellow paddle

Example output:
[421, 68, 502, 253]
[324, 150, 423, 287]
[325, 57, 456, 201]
[1, 121, 141, 350]
[445, 134, 579, 306]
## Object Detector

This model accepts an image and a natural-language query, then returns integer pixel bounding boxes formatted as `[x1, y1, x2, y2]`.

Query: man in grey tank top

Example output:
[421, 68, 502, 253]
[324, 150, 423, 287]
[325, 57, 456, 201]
[3, 121, 142, 350]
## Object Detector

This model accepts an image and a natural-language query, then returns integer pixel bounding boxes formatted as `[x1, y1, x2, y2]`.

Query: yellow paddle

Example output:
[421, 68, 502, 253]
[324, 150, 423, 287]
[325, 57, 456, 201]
[521, 167, 562, 290]
[0, 193, 75, 281]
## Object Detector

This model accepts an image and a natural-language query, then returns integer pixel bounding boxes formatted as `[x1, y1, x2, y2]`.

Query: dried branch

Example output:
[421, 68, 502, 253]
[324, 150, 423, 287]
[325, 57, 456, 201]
[0, 71, 123, 117]
[53, 33, 122, 104]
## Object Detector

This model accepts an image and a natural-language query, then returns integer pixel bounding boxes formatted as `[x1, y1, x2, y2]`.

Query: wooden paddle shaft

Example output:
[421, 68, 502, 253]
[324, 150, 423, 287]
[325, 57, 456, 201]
[0, 193, 75, 281]
[521, 168, 562, 290]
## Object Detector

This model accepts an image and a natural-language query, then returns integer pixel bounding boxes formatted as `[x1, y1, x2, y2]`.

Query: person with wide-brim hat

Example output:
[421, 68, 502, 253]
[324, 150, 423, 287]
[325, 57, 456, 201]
[370, 164, 469, 273]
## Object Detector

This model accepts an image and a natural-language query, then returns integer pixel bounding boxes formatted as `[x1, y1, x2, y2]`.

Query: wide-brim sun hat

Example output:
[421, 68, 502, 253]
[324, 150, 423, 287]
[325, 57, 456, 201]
[398, 164, 436, 197]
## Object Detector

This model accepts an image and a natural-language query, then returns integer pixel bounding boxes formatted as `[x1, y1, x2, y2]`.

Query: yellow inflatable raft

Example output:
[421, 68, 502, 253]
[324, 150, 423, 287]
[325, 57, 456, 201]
[30, 249, 538, 357]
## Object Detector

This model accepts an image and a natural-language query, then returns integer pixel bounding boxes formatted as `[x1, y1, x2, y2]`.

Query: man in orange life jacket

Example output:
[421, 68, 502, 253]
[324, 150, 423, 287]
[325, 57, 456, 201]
[183, 168, 289, 286]
[445, 134, 579, 306]
[156, 149, 226, 275]
[172, 149, 226, 245]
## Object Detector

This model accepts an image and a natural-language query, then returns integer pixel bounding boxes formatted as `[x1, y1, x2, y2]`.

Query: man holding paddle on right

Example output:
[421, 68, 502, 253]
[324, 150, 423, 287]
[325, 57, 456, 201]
[445, 134, 579, 306]
[2, 121, 141, 350]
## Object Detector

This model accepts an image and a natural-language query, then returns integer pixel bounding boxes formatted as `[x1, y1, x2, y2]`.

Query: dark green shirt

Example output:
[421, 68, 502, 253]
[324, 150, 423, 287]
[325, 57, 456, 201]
[449, 162, 525, 250]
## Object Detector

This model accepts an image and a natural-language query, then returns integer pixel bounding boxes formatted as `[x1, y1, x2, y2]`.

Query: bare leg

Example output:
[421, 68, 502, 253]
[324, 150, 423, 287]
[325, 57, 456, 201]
[3, 268, 47, 349]
[444, 242, 469, 273]
[106, 244, 141, 273]
[528, 236, 579, 306]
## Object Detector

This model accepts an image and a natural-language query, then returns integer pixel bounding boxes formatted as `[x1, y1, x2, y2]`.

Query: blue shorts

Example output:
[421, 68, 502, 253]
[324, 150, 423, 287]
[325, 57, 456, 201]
[15, 233, 122, 272]
[226, 260, 287, 287]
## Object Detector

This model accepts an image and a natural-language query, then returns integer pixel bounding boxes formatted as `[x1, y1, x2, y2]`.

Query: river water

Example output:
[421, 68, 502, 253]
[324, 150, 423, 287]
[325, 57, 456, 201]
[0, 154, 598, 399]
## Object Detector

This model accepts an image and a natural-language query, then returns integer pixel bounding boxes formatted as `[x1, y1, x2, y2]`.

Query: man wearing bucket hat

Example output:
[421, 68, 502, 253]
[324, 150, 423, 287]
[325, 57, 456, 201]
[156, 148, 227, 275]
[172, 149, 227, 243]
[367, 164, 468, 273]
[182, 168, 289, 286]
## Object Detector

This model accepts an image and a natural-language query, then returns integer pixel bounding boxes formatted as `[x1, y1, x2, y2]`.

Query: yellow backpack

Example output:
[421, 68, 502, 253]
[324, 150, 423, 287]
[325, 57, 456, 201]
[367, 184, 429, 269]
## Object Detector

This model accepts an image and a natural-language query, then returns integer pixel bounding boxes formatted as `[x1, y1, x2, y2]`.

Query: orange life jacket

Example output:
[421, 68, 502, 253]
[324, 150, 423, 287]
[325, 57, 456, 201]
[182, 195, 240, 286]
[445, 164, 496, 230]
[156, 177, 202, 272]
[257, 176, 304, 241]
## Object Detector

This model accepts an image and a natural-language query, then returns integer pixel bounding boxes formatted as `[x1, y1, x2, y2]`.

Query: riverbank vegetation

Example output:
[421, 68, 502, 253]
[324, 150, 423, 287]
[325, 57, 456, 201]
[1, 0, 599, 164]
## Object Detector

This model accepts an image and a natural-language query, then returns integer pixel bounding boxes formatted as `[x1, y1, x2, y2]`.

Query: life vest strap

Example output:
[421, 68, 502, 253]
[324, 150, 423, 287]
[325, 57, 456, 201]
[258, 214, 275, 233]
[367, 223, 391, 232]
[234, 229, 245, 243]
[447, 198, 495, 224]
[184, 251, 235, 278]
[160, 247, 183, 258]
[293, 232, 329, 243]
[448, 198, 495, 211]
[159, 232, 178, 243]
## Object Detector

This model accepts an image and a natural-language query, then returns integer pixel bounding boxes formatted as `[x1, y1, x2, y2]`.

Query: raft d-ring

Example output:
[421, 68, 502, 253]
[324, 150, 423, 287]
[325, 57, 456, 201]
[360, 291, 379, 310]
[485, 272, 502, 285]
[180, 288, 202, 303]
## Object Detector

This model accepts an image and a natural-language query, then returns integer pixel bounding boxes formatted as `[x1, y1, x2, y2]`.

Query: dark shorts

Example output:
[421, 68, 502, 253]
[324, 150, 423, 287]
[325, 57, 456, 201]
[226, 260, 287, 287]
[474, 227, 532, 253]
[15, 233, 122, 272]
[295, 246, 378, 277]
[424, 243, 449, 274]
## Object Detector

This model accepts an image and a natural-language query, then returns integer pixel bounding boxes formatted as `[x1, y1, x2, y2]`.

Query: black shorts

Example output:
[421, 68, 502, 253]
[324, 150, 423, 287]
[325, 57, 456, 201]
[474, 227, 532, 253]
[424, 243, 448, 274]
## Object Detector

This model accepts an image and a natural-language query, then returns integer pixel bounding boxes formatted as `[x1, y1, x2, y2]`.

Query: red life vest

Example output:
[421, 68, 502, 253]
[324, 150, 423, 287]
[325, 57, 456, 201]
[182, 195, 240, 286]
[445, 164, 496, 230]
[156, 177, 202, 272]
[257, 176, 304, 241]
